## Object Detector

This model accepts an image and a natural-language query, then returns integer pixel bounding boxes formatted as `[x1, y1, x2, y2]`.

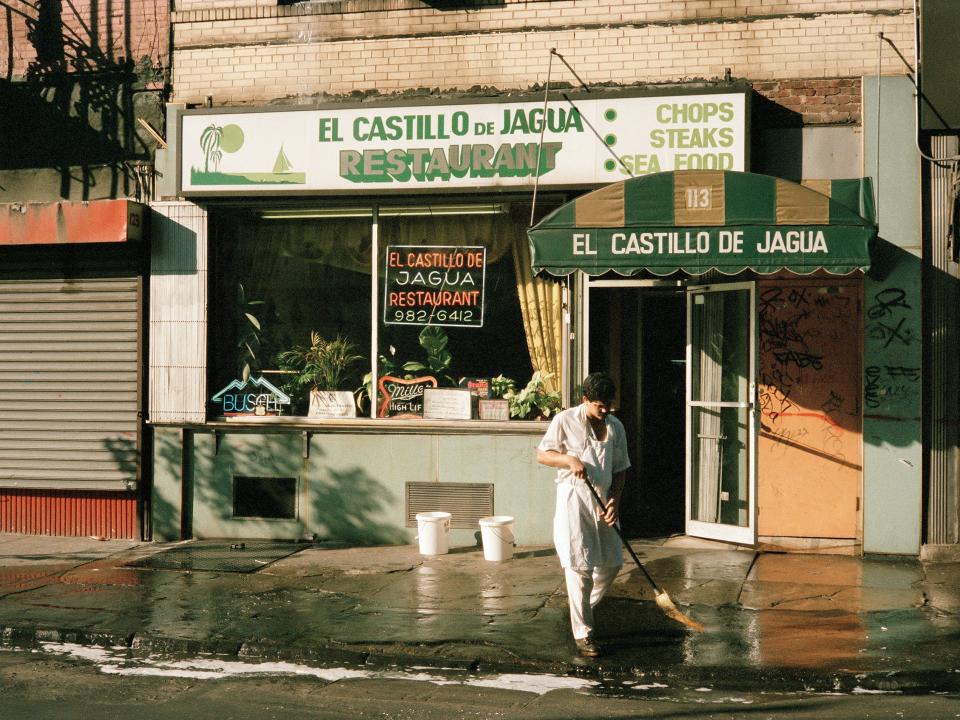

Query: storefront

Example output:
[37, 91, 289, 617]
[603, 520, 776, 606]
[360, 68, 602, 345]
[0, 200, 147, 538]
[149, 84, 917, 553]
[529, 171, 877, 549]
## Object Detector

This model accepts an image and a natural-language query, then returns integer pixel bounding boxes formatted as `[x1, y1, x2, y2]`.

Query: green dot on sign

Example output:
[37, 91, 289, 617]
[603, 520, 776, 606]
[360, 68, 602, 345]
[604, 159, 616, 172]
[220, 124, 245, 153]
[604, 134, 617, 146]
[604, 109, 617, 122]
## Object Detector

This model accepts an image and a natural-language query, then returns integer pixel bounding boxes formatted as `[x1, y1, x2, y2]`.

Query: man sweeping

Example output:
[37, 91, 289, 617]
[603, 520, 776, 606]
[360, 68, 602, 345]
[536, 372, 631, 658]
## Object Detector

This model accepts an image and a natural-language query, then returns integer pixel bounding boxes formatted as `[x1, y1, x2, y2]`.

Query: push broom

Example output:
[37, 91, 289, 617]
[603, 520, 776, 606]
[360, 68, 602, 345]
[582, 477, 705, 632]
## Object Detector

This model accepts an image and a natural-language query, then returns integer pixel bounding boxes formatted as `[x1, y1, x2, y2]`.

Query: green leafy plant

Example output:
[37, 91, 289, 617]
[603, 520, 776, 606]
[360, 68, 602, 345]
[403, 326, 454, 384]
[276, 331, 365, 393]
[496, 371, 561, 420]
[490, 374, 517, 400]
[356, 326, 455, 412]
[236, 282, 266, 382]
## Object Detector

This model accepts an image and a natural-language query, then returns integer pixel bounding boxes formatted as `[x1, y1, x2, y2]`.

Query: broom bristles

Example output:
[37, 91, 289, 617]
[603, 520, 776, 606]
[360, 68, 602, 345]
[654, 590, 705, 632]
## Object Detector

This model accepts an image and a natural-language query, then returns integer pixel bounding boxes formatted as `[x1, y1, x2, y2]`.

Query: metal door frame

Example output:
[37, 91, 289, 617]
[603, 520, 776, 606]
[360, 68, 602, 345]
[685, 281, 757, 546]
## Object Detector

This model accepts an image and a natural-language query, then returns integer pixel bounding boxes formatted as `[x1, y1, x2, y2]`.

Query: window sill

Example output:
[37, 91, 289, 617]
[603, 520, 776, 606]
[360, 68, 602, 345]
[151, 415, 550, 435]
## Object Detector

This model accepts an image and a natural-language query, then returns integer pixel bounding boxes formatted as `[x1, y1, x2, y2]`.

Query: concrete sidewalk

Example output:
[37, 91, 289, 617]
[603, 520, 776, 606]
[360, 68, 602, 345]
[1, 532, 959, 693]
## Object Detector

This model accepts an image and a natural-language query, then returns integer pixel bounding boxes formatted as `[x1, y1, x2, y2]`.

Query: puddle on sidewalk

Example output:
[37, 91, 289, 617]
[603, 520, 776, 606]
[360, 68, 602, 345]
[126, 542, 311, 573]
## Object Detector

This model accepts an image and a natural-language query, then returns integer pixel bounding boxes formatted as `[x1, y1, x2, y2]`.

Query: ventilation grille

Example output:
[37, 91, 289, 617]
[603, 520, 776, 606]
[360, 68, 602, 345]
[405, 482, 494, 529]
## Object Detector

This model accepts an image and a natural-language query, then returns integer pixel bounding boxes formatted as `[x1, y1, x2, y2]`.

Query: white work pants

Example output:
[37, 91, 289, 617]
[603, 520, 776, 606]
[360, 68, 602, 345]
[563, 566, 620, 640]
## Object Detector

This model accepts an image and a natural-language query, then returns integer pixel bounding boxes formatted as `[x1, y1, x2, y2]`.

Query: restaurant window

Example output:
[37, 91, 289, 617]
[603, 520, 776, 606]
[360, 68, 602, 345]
[208, 200, 563, 420]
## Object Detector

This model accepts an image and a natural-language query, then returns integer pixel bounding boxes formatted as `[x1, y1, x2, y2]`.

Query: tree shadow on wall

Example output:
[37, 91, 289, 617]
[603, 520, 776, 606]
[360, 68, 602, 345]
[100, 434, 146, 539]
[0, 0, 165, 196]
[174, 430, 406, 546]
[151, 429, 186, 542]
[309, 466, 409, 546]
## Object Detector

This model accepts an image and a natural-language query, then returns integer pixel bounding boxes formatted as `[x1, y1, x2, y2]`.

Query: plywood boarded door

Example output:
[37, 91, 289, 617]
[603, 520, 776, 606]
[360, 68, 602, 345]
[757, 280, 861, 539]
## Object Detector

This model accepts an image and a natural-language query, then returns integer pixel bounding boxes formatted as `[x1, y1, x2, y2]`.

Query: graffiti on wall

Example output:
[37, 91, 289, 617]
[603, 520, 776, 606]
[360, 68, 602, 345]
[758, 285, 859, 464]
[756, 282, 863, 537]
[864, 287, 920, 411]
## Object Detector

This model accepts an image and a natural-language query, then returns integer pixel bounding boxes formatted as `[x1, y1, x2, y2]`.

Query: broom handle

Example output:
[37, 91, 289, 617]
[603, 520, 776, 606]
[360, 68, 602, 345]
[582, 476, 663, 594]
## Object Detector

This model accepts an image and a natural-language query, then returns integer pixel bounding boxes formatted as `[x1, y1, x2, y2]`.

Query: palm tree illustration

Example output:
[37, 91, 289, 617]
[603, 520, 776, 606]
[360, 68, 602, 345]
[200, 124, 224, 173]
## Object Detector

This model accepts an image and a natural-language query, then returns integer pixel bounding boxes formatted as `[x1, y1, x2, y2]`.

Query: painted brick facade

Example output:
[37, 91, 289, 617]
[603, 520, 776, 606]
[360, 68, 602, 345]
[1, 0, 170, 200]
[1, 0, 169, 81]
[170, 0, 912, 121]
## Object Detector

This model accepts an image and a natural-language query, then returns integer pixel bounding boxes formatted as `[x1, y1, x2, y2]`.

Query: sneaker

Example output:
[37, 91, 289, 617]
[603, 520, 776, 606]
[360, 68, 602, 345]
[575, 637, 601, 657]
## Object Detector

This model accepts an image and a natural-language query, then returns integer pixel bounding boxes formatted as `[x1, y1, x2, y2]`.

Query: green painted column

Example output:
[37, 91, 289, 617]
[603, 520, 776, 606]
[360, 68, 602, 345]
[151, 427, 185, 541]
[862, 76, 923, 555]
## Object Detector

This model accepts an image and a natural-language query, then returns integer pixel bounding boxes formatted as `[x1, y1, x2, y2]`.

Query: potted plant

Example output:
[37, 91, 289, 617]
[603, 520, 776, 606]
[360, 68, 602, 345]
[276, 331, 364, 418]
[481, 374, 515, 420]
[235, 282, 267, 382]
[492, 371, 561, 420]
[356, 326, 455, 415]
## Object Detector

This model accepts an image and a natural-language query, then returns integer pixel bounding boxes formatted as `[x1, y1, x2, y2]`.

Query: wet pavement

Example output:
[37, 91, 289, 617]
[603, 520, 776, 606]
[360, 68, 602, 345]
[1, 532, 959, 693]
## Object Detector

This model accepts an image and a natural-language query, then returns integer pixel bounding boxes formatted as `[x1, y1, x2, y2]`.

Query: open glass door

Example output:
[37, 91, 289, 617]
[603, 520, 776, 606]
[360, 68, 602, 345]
[686, 283, 756, 545]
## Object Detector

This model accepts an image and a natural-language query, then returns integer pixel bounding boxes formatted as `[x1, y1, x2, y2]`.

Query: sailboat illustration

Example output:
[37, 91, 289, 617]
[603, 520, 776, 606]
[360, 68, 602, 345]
[273, 145, 293, 174]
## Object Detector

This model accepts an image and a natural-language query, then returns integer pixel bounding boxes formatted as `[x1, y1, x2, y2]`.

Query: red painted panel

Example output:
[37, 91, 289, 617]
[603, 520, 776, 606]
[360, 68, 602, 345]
[0, 489, 136, 539]
[0, 200, 143, 246]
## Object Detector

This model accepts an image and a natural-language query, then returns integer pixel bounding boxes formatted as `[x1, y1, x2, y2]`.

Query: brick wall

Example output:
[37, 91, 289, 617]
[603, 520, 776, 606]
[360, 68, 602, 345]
[0, 0, 170, 199]
[169, 0, 913, 115]
[754, 78, 862, 124]
[1, 0, 169, 80]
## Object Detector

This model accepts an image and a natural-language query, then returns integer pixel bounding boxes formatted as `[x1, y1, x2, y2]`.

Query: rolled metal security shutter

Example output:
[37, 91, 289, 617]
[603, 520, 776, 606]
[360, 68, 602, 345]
[927, 135, 960, 546]
[0, 272, 141, 537]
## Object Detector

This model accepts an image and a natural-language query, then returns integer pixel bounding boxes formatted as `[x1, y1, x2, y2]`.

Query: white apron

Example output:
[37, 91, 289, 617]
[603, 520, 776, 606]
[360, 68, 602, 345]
[540, 405, 628, 570]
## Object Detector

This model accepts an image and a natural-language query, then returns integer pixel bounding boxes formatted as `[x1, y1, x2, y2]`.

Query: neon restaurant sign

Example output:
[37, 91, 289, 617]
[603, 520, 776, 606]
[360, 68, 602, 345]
[179, 90, 748, 194]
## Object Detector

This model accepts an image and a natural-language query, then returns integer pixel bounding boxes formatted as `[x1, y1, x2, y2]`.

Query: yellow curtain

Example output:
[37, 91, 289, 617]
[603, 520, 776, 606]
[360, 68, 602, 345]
[511, 235, 563, 394]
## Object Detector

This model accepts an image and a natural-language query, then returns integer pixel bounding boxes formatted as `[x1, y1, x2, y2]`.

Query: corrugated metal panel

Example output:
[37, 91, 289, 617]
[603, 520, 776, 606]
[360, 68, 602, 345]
[149, 202, 208, 424]
[0, 489, 136, 538]
[927, 136, 959, 545]
[0, 276, 140, 493]
[405, 482, 494, 529]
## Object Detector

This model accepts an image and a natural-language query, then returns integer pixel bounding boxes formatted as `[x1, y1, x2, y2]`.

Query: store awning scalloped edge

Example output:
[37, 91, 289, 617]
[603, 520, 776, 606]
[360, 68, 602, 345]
[527, 171, 877, 277]
[0, 200, 144, 246]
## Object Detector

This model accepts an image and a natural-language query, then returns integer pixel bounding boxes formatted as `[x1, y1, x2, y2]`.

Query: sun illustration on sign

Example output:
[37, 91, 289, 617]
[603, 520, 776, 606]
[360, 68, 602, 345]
[192, 122, 305, 186]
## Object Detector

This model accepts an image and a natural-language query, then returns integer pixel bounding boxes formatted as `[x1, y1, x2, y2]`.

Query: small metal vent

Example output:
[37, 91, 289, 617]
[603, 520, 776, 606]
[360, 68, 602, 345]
[405, 482, 494, 529]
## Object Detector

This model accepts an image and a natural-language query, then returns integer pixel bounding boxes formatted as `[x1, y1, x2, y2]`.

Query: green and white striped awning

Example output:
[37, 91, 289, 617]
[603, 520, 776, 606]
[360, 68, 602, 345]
[528, 170, 877, 277]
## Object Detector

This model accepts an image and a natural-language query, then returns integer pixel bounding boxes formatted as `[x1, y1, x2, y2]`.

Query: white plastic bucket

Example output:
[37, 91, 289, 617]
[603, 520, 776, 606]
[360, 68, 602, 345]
[416, 511, 451, 555]
[479, 515, 515, 561]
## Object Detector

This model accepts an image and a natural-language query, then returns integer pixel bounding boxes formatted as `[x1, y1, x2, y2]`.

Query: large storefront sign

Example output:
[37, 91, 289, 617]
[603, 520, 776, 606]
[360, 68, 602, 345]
[179, 91, 747, 193]
[384, 245, 486, 326]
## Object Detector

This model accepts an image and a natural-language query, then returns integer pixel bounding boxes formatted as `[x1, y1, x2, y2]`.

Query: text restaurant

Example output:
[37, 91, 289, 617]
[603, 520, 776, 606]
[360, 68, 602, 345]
[155, 84, 882, 551]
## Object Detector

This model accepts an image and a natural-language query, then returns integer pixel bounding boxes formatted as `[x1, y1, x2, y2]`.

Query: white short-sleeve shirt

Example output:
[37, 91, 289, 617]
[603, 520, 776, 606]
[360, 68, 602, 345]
[538, 404, 631, 569]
